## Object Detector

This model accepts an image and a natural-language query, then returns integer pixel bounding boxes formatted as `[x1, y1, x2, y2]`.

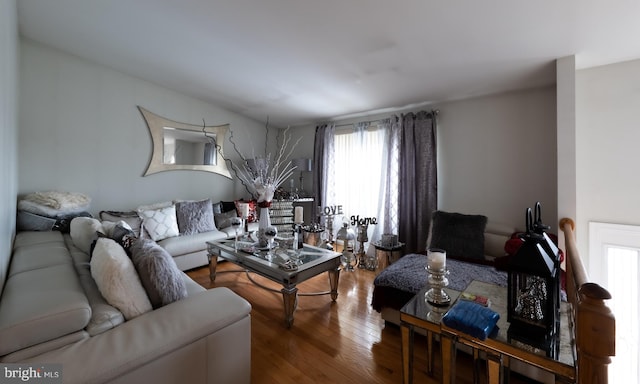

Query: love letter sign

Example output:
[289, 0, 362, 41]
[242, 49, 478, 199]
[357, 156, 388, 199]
[318, 205, 344, 216]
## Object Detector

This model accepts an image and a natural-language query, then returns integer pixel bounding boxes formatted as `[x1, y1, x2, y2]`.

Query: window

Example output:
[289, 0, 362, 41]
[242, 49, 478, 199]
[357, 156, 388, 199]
[330, 124, 387, 244]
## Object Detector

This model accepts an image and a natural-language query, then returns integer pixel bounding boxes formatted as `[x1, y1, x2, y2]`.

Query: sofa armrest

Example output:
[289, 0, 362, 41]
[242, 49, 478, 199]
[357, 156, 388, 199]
[23, 287, 251, 384]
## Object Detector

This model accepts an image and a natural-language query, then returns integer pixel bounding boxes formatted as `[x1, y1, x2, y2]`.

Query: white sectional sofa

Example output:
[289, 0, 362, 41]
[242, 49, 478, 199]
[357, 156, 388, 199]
[0, 230, 252, 384]
[100, 198, 258, 271]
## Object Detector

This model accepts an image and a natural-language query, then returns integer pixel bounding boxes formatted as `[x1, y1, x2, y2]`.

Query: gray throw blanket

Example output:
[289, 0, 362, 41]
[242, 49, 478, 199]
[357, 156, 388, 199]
[373, 253, 507, 294]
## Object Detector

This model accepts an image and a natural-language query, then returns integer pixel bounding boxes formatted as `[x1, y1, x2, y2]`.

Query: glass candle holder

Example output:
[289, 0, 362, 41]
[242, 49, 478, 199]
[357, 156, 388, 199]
[425, 248, 451, 306]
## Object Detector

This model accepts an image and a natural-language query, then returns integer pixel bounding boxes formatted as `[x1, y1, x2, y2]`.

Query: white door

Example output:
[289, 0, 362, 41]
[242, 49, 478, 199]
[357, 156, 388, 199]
[589, 222, 640, 384]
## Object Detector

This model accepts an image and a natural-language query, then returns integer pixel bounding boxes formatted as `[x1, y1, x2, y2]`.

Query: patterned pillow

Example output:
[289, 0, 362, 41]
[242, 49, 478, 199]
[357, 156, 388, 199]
[137, 205, 179, 241]
[175, 199, 215, 235]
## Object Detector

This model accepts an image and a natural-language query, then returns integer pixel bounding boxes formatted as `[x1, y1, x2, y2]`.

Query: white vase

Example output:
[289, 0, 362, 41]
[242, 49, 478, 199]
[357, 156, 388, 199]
[257, 206, 271, 248]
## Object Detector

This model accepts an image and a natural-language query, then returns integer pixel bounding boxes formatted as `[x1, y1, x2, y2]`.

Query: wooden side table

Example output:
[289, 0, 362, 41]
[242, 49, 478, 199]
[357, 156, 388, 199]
[439, 281, 576, 384]
[400, 287, 461, 384]
[401, 280, 576, 384]
[373, 241, 405, 269]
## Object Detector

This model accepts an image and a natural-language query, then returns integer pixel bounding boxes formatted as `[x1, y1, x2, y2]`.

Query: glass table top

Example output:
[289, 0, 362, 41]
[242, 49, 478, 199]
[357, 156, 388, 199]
[401, 287, 462, 325]
[207, 238, 340, 275]
[400, 280, 576, 369]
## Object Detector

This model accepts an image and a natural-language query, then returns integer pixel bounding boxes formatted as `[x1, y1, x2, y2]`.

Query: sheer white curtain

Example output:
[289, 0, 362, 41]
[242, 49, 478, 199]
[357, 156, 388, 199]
[331, 120, 399, 255]
[313, 123, 336, 220]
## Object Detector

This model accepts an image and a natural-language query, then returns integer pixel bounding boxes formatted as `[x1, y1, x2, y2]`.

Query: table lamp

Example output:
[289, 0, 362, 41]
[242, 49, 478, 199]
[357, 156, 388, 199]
[292, 158, 312, 197]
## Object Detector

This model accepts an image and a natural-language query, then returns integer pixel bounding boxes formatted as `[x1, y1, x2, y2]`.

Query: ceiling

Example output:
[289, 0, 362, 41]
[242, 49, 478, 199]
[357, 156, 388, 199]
[16, 0, 640, 127]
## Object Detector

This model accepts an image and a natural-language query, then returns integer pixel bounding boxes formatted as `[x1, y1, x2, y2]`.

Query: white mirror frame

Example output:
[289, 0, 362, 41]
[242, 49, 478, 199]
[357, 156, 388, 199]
[138, 106, 232, 178]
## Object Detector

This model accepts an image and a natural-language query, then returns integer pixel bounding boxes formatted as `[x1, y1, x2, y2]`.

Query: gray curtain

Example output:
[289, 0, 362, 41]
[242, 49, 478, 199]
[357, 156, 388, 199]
[312, 123, 335, 223]
[398, 111, 437, 253]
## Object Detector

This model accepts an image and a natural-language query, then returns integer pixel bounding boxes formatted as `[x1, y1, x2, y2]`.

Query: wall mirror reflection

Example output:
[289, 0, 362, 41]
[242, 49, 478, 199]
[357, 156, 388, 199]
[162, 127, 217, 166]
[138, 106, 232, 178]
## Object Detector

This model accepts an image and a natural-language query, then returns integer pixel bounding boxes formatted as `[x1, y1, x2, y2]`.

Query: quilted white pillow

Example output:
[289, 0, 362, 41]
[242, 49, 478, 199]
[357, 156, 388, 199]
[90, 238, 152, 320]
[137, 205, 179, 241]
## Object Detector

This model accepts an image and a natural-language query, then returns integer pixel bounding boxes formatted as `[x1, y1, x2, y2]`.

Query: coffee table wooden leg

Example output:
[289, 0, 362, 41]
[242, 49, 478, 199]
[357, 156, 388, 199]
[441, 333, 455, 384]
[427, 330, 434, 376]
[502, 355, 510, 384]
[486, 353, 502, 384]
[328, 268, 340, 301]
[208, 253, 219, 281]
[473, 348, 480, 384]
[401, 323, 414, 384]
[281, 287, 298, 328]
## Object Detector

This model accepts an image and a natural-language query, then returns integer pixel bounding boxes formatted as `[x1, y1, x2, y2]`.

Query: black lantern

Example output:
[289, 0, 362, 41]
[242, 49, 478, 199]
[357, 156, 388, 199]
[507, 204, 561, 355]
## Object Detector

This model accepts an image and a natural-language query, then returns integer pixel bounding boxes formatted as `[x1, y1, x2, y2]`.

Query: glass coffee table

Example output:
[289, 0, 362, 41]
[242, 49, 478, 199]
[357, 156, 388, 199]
[207, 238, 342, 328]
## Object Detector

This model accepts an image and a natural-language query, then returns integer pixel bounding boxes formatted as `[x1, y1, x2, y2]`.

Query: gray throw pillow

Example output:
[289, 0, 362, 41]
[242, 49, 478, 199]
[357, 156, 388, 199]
[99, 210, 143, 237]
[214, 209, 238, 229]
[175, 199, 215, 235]
[129, 238, 188, 309]
[429, 211, 488, 261]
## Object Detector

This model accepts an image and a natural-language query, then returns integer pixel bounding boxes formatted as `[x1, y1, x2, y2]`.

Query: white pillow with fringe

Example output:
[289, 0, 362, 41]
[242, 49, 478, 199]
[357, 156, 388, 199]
[91, 237, 152, 320]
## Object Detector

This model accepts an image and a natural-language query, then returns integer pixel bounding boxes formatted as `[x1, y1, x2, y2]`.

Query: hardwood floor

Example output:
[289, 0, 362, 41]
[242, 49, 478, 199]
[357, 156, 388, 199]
[187, 262, 536, 384]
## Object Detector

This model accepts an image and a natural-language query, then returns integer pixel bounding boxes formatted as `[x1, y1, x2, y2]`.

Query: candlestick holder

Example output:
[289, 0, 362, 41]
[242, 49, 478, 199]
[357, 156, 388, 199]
[356, 224, 368, 269]
[425, 266, 451, 307]
[292, 223, 304, 250]
[324, 214, 335, 248]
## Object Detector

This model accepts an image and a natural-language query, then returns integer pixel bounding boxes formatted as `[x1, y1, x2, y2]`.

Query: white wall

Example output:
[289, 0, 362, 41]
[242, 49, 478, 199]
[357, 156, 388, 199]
[1, 0, 19, 294]
[556, 56, 576, 252]
[438, 87, 557, 230]
[575, 59, 640, 265]
[18, 39, 283, 214]
[17, 37, 559, 234]
[291, 86, 558, 231]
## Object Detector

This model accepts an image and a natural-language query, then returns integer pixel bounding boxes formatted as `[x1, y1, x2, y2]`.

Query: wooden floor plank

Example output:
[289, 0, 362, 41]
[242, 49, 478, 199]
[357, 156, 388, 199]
[187, 261, 536, 384]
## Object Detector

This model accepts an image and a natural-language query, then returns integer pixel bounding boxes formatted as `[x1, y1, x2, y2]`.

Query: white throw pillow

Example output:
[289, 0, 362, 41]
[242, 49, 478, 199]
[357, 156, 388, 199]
[70, 217, 103, 254]
[90, 238, 152, 320]
[137, 205, 179, 241]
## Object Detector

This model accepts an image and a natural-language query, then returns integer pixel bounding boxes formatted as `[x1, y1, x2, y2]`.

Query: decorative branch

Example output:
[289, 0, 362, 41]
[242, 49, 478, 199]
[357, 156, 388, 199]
[203, 118, 300, 203]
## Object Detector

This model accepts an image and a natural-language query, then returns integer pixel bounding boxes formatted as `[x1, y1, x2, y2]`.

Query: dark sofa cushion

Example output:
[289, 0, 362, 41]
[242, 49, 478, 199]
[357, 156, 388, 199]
[429, 211, 488, 261]
[214, 210, 238, 229]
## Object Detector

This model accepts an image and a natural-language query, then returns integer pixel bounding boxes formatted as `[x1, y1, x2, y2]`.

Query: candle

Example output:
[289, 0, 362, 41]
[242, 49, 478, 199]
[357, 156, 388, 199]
[427, 249, 446, 270]
[239, 203, 250, 219]
[294, 206, 304, 224]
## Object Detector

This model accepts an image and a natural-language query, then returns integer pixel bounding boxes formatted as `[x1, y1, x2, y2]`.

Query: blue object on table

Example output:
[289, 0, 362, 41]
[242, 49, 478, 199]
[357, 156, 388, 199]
[442, 300, 500, 340]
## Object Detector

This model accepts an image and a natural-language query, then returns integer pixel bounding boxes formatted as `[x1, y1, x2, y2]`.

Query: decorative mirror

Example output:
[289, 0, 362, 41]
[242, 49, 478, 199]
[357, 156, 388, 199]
[138, 106, 232, 178]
